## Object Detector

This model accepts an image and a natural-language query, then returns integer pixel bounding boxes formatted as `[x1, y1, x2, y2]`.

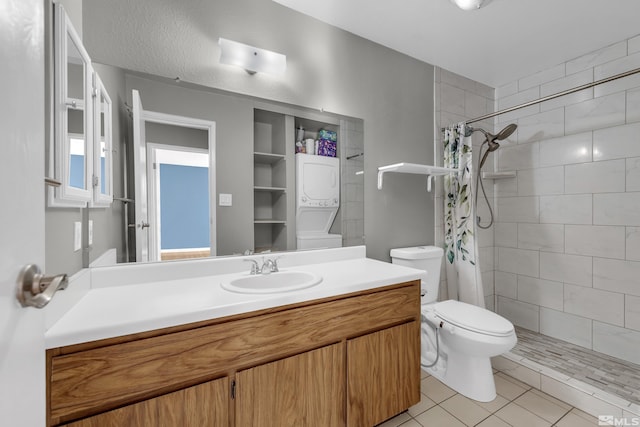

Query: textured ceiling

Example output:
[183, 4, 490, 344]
[272, 0, 640, 87]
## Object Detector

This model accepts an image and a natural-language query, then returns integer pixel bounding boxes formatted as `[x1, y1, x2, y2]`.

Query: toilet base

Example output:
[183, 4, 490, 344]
[425, 352, 497, 402]
[420, 303, 516, 402]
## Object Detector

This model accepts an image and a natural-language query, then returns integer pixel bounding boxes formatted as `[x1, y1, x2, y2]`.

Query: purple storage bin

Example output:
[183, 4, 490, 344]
[317, 139, 337, 157]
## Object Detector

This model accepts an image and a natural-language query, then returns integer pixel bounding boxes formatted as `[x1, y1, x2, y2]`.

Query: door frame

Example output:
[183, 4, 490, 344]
[147, 143, 211, 261]
[132, 90, 216, 261]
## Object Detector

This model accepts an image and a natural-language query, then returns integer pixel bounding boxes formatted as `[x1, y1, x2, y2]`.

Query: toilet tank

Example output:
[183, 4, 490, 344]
[390, 246, 444, 303]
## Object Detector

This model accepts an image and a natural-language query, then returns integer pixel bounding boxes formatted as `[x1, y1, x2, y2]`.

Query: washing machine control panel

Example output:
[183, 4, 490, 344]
[299, 197, 339, 207]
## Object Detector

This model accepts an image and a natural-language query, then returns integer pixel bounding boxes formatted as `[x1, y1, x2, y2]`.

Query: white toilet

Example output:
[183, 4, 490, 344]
[391, 245, 517, 402]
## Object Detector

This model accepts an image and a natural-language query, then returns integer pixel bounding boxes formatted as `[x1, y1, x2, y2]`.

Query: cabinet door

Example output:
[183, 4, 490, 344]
[236, 343, 345, 427]
[347, 321, 420, 427]
[51, 3, 94, 207]
[63, 377, 229, 427]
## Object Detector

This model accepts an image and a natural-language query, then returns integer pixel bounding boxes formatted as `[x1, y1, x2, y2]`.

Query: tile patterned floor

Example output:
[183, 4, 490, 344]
[511, 327, 640, 405]
[376, 370, 602, 427]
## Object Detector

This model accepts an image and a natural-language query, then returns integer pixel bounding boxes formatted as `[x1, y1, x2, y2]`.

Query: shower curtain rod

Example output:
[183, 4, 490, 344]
[442, 66, 640, 130]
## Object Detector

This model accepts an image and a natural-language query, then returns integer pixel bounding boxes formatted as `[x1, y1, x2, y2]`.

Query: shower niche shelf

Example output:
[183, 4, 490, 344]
[482, 171, 516, 180]
[377, 162, 458, 191]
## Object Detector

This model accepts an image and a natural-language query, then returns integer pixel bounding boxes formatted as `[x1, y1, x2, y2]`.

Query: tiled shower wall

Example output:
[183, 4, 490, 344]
[340, 119, 365, 247]
[493, 33, 640, 366]
[434, 68, 496, 308]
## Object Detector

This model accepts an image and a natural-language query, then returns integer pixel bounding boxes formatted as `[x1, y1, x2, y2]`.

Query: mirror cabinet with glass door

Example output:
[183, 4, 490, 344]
[49, 4, 113, 208]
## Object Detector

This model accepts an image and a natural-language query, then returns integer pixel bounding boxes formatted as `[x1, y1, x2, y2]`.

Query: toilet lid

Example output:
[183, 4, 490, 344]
[434, 300, 514, 337]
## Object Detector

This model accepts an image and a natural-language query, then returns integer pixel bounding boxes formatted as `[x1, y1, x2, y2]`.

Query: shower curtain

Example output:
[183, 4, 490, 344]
[443, 123, 485, 308]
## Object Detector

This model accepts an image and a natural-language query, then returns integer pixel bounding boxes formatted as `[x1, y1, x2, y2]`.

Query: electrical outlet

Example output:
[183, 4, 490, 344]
[74, 222, 82, 252]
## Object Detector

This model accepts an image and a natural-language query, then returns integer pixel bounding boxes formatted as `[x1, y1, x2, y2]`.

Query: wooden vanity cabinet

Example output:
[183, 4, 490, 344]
[347, 322, 420, 426]
[62, 378, 229, 427]
[47, 281, 420, 426]
[236, 343, 345, 427]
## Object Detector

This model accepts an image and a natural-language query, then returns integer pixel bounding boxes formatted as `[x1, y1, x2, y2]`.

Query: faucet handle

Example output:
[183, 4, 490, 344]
[264, 256, 282, 273]
[243, 259, 260, 275]
[269, 258, 279, 273]
[260, 258, 277, 274]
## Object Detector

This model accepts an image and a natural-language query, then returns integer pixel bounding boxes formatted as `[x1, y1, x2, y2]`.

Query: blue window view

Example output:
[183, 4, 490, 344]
[70, 154, 84, 188]
[100, 156, 106, 194]
[159, 164, 210, 250]
[69, 137, 85, 189]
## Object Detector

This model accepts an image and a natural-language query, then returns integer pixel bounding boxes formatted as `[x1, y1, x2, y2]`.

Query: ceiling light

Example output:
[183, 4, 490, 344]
[450, 0, 485, 10]
[218, 38, 287, 75]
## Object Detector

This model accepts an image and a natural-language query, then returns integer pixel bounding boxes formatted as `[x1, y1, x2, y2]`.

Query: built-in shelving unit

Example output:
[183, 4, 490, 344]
[253, 109, 294, 252]
[252, 108, 347, 251]
[377, 162, 459, 191]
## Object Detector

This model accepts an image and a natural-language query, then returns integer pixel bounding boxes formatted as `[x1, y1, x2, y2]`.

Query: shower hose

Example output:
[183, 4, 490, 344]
[420, 313, 442, 369]
[475, 141, 495, 229]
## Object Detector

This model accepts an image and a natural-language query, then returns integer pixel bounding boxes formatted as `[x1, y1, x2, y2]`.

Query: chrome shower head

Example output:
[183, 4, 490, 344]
[476, 123, 517, 168]
[494, 123, 517, 141]
[467, 123, 517, 143]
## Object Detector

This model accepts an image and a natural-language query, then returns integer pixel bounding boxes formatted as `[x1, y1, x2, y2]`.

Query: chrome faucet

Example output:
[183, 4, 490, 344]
[244, 257, 281, 275]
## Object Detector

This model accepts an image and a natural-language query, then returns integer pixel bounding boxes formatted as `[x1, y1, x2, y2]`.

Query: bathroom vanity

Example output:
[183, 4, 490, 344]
[45, 247, 422, 426]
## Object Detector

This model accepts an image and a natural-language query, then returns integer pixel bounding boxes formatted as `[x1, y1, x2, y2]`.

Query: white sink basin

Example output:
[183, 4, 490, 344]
[221, 270, 322, 294]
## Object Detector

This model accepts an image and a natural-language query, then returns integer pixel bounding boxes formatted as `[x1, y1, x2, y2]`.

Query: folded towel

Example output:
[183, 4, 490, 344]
[318, 129, 337, 142]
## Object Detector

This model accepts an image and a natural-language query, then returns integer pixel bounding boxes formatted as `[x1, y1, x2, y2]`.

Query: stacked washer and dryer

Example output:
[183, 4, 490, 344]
[295, 153, 342, 249]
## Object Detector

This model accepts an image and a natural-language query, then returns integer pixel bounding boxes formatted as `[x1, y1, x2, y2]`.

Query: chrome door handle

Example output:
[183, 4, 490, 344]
[16, 264, 68, 308]
[139, 221, 150, 229]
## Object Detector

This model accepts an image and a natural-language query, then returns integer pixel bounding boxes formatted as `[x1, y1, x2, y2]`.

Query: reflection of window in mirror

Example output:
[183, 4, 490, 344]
[100, 140, 106, 194]
[68, 135, 85, 189]
[67, 104, 85, 189]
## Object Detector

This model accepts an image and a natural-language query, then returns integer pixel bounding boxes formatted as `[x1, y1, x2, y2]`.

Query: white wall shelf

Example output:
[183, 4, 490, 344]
[254, 152, 285, 164]
[377, 162, 458, 191]
[481, 171, 516, 180]
[254, 186, 286, 192]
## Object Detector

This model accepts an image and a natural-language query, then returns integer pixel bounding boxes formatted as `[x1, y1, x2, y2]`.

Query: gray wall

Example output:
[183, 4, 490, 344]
[146, 123, 208, 150]
[88, 63, 127, 265]
[81, 0, 435, 262]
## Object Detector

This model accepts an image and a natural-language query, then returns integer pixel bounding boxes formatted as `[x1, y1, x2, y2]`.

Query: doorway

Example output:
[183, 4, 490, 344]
[147, 144, 210, 261]
[132, 89, 216, 262]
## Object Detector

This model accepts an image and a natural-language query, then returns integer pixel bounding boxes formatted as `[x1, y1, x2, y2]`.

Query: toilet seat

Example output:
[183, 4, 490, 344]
[433, 300, 514, 337]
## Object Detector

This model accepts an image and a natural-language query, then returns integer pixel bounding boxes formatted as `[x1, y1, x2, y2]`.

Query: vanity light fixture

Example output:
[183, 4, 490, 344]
[218, 38, 287, 75]
[450, 0, 485, 10]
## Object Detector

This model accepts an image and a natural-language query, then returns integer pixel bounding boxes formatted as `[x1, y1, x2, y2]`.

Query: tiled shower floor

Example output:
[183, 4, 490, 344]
[377, 326, 640, 426]
[512, 327, 640, 406]
[377, 369, 601, 426]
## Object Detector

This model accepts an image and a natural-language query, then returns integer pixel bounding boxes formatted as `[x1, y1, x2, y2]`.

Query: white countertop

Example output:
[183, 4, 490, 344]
[45, 247, 423, 349]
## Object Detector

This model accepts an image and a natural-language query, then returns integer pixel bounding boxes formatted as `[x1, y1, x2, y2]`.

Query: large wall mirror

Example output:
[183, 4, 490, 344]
[44, 1, 365, 277]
